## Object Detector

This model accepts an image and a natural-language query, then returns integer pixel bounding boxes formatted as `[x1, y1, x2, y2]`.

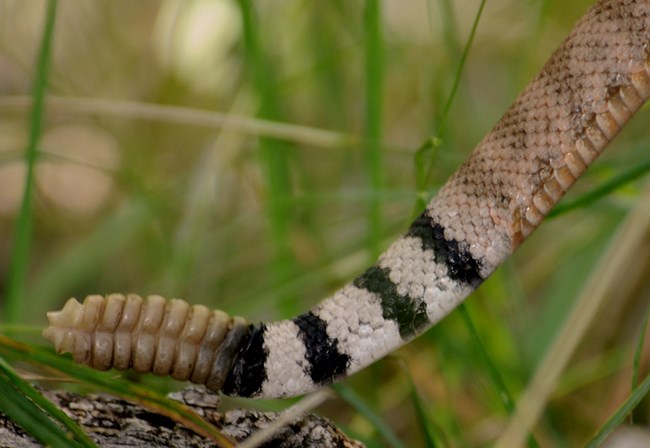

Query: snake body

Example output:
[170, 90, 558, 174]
[44, 0, 650, 398]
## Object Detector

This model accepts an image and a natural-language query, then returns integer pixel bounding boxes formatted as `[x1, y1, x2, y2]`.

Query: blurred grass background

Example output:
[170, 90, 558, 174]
[1, 0, 649, 446]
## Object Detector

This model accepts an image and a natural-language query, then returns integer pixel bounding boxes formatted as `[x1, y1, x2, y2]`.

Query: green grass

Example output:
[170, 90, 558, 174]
[1, 0, 650, 446]
[0, 335, 234, 447]
[364, 0, 384, 259]
[0, 355, 97, 448]
[4, 0, 57, 323]
[587, 371, 650, 447]
[238, 0, 298, 312]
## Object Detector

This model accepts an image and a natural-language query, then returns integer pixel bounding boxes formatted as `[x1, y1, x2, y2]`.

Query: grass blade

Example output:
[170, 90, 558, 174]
[435, 0, 486, 136]
[364, 0, 384, 258]
[5, 0, 58, 323]
[0, 377, 85, 448]
[496, 182, 650, 447]
[585, 373, 650, 447]
[333, 383, 406, 448]
[0, 336, 235, 447]
[0, 356, 97, 447]
[630, 303, 650, 423]
[238, 0, 296, 311]
[458, 305, 540, 448]
[421, 0, 486, 190]
[402, 362, 439, 448]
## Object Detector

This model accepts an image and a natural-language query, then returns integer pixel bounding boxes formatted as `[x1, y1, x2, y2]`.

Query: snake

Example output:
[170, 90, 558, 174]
[43, 0, 650, 399]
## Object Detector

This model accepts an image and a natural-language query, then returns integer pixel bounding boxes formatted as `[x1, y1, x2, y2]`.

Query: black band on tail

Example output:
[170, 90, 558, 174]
[222, 324, 268, 397]
[353, 266, 429, 339]
[407, 213, 484, 288]
[293, 312, 350, 386]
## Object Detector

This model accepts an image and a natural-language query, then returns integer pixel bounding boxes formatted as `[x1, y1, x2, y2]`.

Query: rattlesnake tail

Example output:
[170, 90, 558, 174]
[43, 294, 248, 393]
[43, 0, 650, 398]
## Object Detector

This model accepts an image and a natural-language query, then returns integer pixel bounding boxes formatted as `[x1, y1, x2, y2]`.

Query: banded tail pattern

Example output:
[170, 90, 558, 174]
[44, 0, 650, 398]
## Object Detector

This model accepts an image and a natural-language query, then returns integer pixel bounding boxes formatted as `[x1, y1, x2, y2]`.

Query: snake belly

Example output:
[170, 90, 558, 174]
[44, 0, 650, 399]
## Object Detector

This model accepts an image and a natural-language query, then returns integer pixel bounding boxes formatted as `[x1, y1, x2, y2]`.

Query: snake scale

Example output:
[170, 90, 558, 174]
[44, 0, 650, 399]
